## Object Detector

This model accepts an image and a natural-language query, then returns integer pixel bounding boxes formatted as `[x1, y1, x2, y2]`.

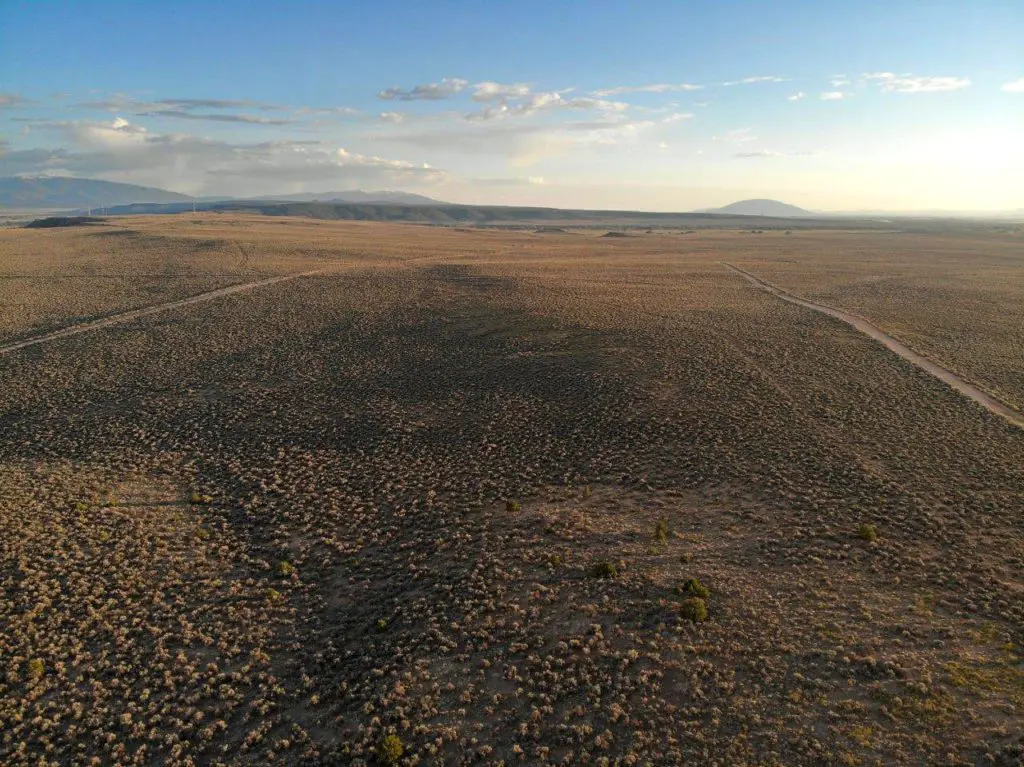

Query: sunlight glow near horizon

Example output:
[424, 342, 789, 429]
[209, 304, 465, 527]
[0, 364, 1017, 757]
[1, 1, 1022, 212]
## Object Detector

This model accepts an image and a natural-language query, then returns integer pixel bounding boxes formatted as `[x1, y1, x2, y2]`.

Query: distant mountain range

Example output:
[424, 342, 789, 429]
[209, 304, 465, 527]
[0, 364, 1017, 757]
[82, 199, 919, 232]
[3, 177, 1019, 222]
[243, 190, 444, 205]
[698, 199, 814, 217]
[0, 176, 192, 209]
[0, 176, 444, 209]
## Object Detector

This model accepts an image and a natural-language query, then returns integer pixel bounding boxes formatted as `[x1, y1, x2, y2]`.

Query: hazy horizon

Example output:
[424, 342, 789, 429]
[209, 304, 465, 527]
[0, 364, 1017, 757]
[1, 1, 1022, 212]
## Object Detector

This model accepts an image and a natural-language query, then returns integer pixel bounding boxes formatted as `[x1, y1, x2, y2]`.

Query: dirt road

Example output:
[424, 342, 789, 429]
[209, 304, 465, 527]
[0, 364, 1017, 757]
[0, 269, 327, 356]
[723, 262, 1024, 429]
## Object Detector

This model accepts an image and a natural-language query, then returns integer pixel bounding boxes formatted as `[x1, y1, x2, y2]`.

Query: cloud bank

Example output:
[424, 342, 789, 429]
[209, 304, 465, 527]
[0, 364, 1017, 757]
[378, 78, 469, 101]
[1, 117, 445, 195]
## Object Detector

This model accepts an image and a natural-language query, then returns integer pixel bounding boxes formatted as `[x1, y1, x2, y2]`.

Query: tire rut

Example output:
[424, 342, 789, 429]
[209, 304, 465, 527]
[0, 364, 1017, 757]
[722, 262, 1024, 429]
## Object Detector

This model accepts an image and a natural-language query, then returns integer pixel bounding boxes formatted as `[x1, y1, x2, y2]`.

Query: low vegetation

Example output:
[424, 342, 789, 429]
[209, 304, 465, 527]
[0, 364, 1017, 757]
[0, 215, 1021, 765]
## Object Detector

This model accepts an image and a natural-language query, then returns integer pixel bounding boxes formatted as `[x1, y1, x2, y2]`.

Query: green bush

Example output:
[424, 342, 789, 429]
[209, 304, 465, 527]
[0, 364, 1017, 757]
[275, 560, 295, 577]
[590, 561, 617, 579]
[682, 578, 710, 599]
[679, 597, 709, 622]
[858, 523, 878, 542]
[505, 500, 521, 513]
[376, 618, 388, 633]
[378, 733, 404, 765]
[654, 519, 669, 543]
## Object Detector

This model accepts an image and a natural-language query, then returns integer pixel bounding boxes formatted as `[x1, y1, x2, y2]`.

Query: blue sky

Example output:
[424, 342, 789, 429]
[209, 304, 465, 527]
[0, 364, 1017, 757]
[1, 0, 1022, 210]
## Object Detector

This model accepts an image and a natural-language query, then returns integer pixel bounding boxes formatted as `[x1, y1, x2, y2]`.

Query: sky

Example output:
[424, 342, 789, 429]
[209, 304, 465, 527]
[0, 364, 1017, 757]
[1, 0, 1022, 212]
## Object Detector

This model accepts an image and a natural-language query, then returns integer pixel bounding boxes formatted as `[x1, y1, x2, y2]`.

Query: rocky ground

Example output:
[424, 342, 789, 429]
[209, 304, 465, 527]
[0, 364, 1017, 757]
[1, 218, 1022, 766]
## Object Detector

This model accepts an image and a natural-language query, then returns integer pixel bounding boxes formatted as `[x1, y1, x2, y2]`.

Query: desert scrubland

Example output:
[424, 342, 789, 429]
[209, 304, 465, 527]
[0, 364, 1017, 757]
[1, 216, 1022, 766]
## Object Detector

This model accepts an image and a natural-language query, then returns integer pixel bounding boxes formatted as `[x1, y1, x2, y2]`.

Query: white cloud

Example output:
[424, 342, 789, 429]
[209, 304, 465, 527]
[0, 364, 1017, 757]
[2, 119, 446, 195]
[294, 106, 361, 117]
[375, 112, 670, 166]
[472, 82, 532, 102]
[1002, 78, 1024, 93]
[79, 95, 286, 112]
[379, 112, 407, 123]
[57, 117, 151, 148]
[830, 78, 851, 87]
[820, 91, 847, 100]
[591, 83, 703, 97]
[787, 92, 806, 101]
[465, 92, 629, 121]
[721, 76, 787, 86]
[156, 97, 286, 111]
[378, 78, 468, 101]
[73, 93, 360, 125]
[862, 73, 970, 93]
[136, 109, 294, 125]
[472, 175, 546, 186]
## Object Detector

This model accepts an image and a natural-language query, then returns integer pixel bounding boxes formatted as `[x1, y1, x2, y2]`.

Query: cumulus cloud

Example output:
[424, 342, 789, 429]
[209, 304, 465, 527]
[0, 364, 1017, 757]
[787, 92, 806, 101]
[465, 92, 628, 121]
[1, 117, 446, 195]
[862, 73, 970, 93]
[820, 91, 847, 100]
[378, 78, 469, 101]
[1001, 78, 1024, 93]
[590, 83, 703, 97]
[472, 82, 533, 102]
[721, 76, 787, 86]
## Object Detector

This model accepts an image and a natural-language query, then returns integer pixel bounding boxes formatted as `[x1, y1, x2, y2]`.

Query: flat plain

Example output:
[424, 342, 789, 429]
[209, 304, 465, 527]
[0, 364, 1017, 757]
[1, 215, 1022, 766]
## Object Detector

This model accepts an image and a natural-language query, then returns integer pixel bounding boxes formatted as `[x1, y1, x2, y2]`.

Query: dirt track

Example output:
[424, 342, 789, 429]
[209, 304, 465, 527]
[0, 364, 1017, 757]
[0, 269, 326, 356]
[723, 262, 1024, 429]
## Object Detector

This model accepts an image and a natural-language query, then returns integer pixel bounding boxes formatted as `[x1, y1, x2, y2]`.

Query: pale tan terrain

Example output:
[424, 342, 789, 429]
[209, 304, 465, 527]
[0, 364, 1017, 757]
[726, 231, 1024, 411]
[1, 216, 1022, 766]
